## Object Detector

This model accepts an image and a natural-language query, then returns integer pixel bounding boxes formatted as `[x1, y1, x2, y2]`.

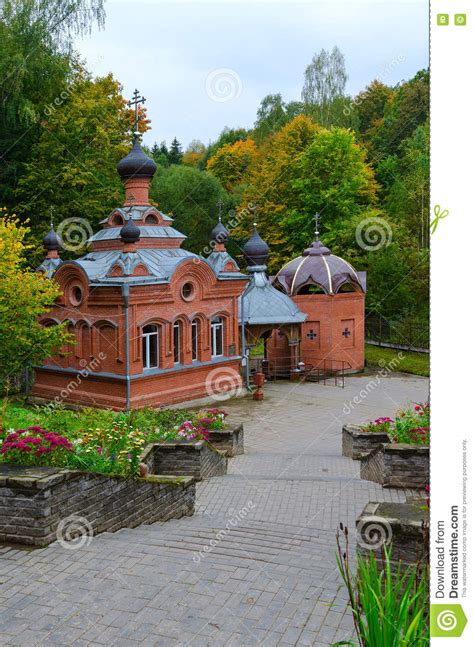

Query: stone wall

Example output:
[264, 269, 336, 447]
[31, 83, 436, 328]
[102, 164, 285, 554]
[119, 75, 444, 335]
[207, 424, 244, 457]
[357, 501, 428, 565]
[143, 441, 228, 481]
[342, 424, 390, 459]
[360, 444, 429, 488]
[0, 465, 195, 547]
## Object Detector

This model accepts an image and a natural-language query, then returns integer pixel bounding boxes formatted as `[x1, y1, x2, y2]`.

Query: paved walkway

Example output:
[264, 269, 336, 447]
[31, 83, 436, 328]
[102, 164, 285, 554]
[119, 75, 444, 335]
[0, 373, 428, 646]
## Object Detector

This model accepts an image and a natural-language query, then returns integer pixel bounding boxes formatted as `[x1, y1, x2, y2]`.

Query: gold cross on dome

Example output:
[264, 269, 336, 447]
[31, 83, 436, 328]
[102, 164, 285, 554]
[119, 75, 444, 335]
[128, 89, 146, 134]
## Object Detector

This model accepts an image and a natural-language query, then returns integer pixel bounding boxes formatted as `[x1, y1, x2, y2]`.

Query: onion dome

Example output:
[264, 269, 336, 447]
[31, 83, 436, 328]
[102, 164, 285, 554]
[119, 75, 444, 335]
[275, 236, 365, 296]
[43, 225, 61, 251]
[120, 217, 141, 244]
[243, 223, 269, 267]
[211, 217, 229, 244]
[117, 134, 157, 180]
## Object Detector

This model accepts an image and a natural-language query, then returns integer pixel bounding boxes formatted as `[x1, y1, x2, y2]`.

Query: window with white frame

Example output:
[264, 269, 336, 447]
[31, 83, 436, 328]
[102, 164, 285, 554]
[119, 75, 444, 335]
[191, 319, 199, 361]
[211, 317, 224, 358]
[173, 321, 181, 364]
[142, 324, 159, 369]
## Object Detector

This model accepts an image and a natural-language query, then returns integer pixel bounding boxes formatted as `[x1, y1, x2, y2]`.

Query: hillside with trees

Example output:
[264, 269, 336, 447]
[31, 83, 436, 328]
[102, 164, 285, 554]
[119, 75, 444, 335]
[1, 5, 429, 344]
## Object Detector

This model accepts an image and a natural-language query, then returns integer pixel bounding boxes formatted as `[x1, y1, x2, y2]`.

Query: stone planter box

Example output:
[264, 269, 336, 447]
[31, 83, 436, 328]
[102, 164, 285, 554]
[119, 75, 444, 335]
[0, 464, 195, 547]
[206, 424, 244, 457]
[342, 424, 390, 459]
[357, 501, 429, 565]
[360, 443, 429, 488]
[141, 441, 227, 481]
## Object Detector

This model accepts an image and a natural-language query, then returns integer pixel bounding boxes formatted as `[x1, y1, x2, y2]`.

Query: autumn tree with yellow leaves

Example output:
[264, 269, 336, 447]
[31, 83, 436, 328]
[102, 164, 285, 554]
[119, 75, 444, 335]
[0, 212, 70, 393]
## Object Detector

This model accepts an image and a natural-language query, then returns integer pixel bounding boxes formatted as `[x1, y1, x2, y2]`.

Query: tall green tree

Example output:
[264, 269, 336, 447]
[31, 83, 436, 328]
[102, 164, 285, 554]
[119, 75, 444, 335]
[302, 46, 348, 126]
[0, 0, 106, 210]
[168, 137, 183, 164]
[0, 211, 70, 393]
[150, 165, 227, 253]
[15, 73, 133, 253]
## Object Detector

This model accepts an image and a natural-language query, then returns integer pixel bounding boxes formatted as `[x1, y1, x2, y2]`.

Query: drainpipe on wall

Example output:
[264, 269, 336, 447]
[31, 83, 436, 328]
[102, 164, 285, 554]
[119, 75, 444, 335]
[122, 283, 131, 411]
[240, 289, 252, 391]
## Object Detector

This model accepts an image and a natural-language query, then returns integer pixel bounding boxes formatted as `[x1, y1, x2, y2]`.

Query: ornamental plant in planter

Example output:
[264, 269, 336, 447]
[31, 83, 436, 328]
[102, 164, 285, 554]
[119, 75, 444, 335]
[359, 403, 430, 488]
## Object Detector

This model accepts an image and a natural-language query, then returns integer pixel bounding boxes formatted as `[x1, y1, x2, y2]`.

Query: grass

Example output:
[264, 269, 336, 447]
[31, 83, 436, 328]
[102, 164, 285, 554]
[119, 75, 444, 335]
[365, 344, 429, 377]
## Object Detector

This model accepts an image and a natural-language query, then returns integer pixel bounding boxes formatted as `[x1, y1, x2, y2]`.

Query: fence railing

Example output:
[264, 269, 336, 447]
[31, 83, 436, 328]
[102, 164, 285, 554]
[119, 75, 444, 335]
[365, 316, 429, 351]
[249, 356, 351, 388]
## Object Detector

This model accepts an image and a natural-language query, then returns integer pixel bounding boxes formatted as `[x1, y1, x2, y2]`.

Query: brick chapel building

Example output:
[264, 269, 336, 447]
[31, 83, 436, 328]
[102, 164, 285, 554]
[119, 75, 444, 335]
[34, 133, 248, 409]
[34, 113, 366, 409]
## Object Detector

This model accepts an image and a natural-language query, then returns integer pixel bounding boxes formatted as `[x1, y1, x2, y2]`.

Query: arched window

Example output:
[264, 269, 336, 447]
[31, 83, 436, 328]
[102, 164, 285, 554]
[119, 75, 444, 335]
[143, 324, 159, 369]
[191, 319, 199, 361]
[173, 321, 182, 364]
[211, 317, 224, 358]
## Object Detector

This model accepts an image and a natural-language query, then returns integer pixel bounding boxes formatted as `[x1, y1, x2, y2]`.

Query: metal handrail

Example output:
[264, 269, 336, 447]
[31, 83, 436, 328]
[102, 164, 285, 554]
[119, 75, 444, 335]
[249, 356, 352, 387]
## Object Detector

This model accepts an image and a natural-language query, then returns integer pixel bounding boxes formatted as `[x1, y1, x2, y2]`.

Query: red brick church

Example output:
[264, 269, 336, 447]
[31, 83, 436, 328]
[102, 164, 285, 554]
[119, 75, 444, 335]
[33, 98, 366, 409]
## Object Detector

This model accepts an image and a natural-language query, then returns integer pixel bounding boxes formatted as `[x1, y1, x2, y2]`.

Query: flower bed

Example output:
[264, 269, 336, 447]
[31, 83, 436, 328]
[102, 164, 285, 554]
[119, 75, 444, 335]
[349, 404, 429, 488]
[360, 403, 430, 445]
[0, 404, 236, 477]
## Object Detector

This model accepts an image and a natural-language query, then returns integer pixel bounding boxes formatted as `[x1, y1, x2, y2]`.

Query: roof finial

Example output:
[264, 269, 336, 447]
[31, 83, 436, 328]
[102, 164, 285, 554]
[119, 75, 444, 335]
[217, 199, 224, 222]
[128, 89, 146, 136]
[49, 206, 54, 230]
[313, 213, 321, 241]
[249, 202, 258, 228]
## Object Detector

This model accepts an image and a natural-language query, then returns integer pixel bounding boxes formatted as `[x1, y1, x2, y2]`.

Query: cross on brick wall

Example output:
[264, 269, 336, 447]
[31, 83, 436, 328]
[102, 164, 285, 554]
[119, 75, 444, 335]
[342, 328, 351, 338]
[306, 330, 318, 340]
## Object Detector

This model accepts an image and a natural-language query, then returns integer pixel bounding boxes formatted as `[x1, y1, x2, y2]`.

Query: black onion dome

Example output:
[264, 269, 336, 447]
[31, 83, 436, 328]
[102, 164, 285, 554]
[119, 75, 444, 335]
[211, 218, 229, 244]
[43, 226, 60, 251]
[117, 134, 157, 180]
[243, 224, 269, 267]
[120, 217, 141, 244]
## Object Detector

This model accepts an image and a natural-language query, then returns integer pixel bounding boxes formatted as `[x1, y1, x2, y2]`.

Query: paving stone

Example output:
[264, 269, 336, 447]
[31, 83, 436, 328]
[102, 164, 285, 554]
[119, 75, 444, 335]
[0, 376, 428, 646]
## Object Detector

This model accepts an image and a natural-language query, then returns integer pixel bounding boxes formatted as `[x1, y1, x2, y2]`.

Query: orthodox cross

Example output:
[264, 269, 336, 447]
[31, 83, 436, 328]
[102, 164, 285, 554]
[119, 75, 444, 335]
[249, 202, 258, 227]
[217, 199, 224, 222]
[313, 213, 321, 240]
[128, 89, 146, 133]
[342, 327, 351, 338]
[306, 329, 318, 341]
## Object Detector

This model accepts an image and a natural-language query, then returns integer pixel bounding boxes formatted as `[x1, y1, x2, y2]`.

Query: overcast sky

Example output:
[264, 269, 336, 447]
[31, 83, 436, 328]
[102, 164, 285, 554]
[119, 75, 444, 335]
[75, 0, 429, 148]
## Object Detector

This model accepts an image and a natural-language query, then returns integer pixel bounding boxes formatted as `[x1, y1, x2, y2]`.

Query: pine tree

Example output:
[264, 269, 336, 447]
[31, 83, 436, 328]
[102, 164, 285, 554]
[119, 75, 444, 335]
[168, 137, 183, 165]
